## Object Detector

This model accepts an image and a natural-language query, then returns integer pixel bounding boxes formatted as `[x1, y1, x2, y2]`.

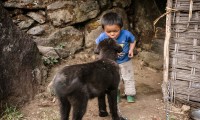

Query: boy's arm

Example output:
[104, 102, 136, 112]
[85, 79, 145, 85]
[96, 33, 106, 44]
[128, 40, 136, 58]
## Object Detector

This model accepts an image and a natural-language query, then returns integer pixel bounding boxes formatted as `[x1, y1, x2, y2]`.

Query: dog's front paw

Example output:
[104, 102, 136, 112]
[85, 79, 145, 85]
[99, 110, 108, 117]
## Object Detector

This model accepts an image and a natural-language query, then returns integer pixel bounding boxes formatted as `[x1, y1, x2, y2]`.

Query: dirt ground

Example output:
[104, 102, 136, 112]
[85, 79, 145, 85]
[21, 51, 190, 120]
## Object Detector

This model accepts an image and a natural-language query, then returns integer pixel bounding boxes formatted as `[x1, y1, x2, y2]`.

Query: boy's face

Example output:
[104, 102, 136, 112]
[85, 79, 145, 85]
[104, 25, 121, 39]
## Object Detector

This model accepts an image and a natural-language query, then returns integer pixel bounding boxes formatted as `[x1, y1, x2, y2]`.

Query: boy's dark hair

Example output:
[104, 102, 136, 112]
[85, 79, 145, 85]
[101, 12, 123, 29]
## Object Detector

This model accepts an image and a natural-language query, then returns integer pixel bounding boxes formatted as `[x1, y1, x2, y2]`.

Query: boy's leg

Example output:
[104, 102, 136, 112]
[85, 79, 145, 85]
[117, 78, 122, 103]
[119, 60, 136, 102]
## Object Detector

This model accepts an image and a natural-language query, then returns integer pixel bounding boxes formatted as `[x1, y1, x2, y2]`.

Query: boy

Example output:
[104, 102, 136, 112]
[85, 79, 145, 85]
[96, 11, 136, 103]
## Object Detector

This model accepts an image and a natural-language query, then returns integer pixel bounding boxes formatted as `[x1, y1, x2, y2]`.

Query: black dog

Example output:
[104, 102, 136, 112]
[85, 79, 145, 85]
[52, 38, 126, 120]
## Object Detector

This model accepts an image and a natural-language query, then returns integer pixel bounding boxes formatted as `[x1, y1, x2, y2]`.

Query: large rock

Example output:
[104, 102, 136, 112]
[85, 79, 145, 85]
[98, 0, 112, 10]
[0, 3, 46, 109]
[13, 14, 35, 29]
[47, 26, 84, 58]
[151, 27, 165, 55]
[47, 0, 100, 26]
[27, 12, 46, 24]
[37, 46, 59, 59]
[139, 51, 163, 70]
[131, 0, 161, 46]
[3, 0, 49, 9]
[112, 0, 132, 8]
[151, 38, 164, 55]
[85, 19, 102, 48]
[27, 25, 45, 35]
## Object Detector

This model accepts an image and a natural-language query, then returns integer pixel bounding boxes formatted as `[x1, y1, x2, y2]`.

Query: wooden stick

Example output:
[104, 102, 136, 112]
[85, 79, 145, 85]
[162, 0, 172, 102]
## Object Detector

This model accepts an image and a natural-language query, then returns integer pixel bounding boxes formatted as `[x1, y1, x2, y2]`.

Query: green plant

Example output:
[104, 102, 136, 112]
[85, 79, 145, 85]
[1, 105, 23, 120]
[42, 56, 59, 66]
[56, 43, 66, 49]
[169, 115, 177, 120]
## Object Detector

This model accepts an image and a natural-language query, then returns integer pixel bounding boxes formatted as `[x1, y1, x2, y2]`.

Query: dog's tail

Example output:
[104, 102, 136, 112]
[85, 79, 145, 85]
[47, 75, 56, 96]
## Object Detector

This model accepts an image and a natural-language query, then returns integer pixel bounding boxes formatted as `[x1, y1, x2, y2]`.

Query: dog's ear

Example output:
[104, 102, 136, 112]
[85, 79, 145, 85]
[107, 38, 113, 44]
[94, 39, 107, 54]
[107, 38, 122, 53]
[109, 39, 122, 53]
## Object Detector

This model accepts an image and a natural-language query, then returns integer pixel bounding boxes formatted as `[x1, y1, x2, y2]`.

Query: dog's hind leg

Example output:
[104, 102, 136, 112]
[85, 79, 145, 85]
[107, 90, 127, 120]
[59, 96, 71, 120]
[98, 94, 108, 117]
[72, 95, 88, 120]
[107, 90, 119, 119]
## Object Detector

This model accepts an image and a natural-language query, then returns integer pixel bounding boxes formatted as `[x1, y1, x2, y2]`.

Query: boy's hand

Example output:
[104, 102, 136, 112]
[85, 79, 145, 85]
[128, 50, 134, 58]
[128, 41, 136, 58]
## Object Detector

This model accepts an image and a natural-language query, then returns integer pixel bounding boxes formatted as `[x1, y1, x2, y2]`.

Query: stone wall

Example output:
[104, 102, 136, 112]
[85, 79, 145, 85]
[3, 0, 132, 60]
[3, 0, 165, 70]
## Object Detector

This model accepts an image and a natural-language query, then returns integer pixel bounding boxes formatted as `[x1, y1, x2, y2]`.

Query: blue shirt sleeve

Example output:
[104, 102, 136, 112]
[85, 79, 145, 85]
[96, 33, 108, 44]
[126, 30, 135, 43]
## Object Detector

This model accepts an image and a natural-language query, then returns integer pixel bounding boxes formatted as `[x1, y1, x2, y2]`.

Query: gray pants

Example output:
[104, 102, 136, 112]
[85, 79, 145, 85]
[119, 60, 136, 96]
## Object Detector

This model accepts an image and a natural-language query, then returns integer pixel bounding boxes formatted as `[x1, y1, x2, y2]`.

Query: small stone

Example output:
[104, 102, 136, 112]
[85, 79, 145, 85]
[18, 18, 34, 29]
[181, 105, 190, 112]
[27, 26, 44, 35]
[27, 12, 46, 24]
[171, 106, 181, 113]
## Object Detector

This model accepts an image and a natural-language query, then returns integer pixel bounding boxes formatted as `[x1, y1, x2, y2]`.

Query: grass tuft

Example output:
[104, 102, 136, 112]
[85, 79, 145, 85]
[1, 105, 23, 120]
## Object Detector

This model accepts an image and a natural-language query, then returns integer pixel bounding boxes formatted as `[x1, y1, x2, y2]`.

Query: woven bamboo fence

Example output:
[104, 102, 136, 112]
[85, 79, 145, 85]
[163, 0, 200, 108]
